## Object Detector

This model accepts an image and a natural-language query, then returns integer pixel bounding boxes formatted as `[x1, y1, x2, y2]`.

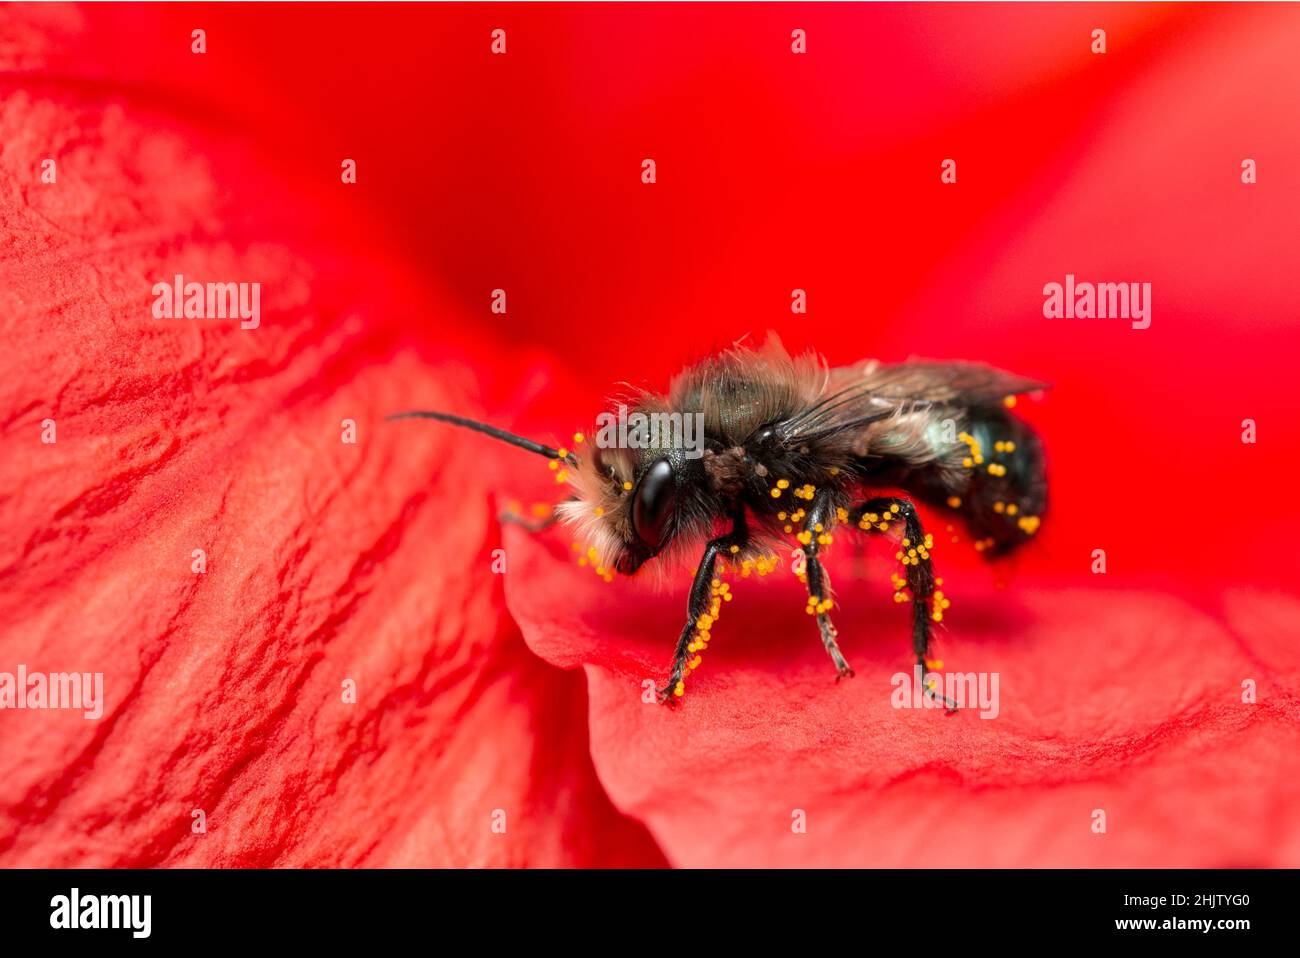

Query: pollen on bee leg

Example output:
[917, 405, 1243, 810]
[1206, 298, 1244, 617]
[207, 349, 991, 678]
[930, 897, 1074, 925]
[924, 658, 943, 670]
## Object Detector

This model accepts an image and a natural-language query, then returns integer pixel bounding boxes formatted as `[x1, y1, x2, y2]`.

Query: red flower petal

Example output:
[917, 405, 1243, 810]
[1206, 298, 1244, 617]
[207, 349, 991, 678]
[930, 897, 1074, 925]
[0, 12, 662, 868]
[507, 529, 1300, 866]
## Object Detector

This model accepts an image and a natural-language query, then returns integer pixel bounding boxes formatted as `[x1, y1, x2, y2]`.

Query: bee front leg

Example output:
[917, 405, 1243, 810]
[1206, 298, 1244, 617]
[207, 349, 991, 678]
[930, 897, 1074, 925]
[657, 511, 748, 705]
[499, 496, 575, 532]
[800, 490, 854, 680]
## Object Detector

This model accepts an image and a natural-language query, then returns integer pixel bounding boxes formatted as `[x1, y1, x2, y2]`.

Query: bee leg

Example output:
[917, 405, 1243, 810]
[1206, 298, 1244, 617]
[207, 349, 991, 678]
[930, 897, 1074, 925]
[800, 490, 854, 680]
[851, 498, 958, 713]
[498, 510, 559, 532]
[657, 510, 749, 705]
[498, 497, 574, 532]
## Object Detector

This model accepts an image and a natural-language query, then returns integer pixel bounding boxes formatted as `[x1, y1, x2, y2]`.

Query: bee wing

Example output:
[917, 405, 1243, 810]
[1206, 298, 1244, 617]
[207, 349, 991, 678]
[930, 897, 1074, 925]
[779, 361, 1048, 441]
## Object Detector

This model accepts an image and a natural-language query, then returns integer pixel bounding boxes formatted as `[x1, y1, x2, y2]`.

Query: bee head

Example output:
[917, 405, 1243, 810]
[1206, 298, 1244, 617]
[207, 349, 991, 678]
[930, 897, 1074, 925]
[385, 405, 705, 581]
[556, 441, 690, 577]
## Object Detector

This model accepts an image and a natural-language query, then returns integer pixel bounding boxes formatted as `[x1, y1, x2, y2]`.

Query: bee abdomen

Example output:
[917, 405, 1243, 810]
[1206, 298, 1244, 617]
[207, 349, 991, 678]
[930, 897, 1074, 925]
[951, 410, 1047, 555]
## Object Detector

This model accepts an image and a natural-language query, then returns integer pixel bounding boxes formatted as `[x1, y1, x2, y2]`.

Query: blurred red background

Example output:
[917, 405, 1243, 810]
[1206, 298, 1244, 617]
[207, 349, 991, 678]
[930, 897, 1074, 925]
[1, 3, 1297, 867]
[51, 0, 1298, 586]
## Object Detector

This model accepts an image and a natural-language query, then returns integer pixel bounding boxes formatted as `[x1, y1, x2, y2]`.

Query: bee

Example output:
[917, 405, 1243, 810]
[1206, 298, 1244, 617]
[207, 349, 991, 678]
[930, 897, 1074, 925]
[390, 336, 1047, 708]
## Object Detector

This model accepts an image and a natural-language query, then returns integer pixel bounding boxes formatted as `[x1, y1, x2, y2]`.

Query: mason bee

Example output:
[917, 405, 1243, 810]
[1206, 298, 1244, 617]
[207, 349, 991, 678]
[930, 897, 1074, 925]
[390, 337, 1046, 708]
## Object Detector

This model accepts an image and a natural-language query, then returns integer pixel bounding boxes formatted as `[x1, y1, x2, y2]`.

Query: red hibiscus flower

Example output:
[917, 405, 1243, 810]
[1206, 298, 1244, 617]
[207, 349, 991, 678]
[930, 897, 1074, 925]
[1, 3, 1297, 869]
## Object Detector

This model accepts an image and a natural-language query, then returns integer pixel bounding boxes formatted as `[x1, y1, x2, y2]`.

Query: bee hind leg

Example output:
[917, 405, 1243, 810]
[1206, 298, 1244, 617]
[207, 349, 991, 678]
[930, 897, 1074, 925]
[851, 497, 958, 714]
[656, 510, 749, 705]
[800, 490, 854, 680]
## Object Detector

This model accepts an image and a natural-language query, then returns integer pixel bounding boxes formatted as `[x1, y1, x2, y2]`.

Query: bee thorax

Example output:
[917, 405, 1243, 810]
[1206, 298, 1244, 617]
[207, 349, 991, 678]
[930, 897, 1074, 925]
[702, 446, 749, 496]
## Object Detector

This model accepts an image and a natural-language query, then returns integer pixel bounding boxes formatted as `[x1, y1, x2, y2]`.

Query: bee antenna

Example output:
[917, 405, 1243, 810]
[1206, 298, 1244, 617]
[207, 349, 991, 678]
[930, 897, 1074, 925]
[386, 410, 578, 465]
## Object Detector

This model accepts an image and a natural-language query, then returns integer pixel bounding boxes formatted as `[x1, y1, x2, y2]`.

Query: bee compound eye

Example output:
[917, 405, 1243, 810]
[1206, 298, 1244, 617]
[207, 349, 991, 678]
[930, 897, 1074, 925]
[631, 458, 676, 553]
